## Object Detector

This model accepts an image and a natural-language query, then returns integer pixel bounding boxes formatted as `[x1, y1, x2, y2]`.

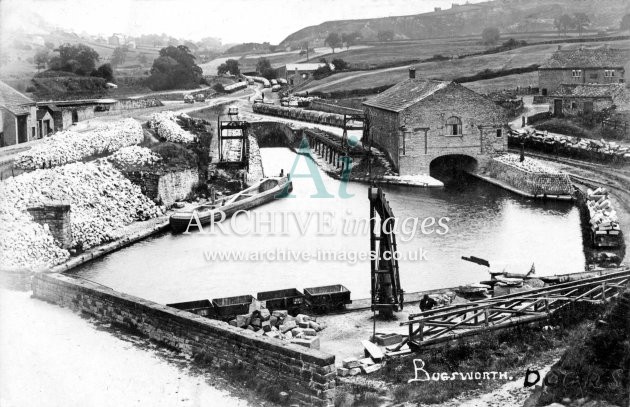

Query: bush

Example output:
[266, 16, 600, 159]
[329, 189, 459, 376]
[150, 142, 198, 168]
[212, 83, 225, 93]
[313, 64, 333, 80]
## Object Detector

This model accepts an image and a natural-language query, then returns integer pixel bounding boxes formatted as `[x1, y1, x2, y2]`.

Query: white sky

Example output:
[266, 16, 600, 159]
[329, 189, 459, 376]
[1, 0, 487, 44]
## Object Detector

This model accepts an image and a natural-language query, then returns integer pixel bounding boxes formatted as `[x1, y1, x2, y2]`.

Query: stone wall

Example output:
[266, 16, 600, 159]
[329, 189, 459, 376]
[27, 203, 72, 248]
[309, 100, 362, 116]
[123, 168, 198, 207]
[481, 159, 574, 196]
[112, 98, 163, 111]
[32, 273, 336, 406]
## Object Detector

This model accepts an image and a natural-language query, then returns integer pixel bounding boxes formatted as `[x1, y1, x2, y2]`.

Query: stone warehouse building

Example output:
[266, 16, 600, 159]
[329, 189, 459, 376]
[539, 46, 629, 97]
[362, 69, 508, 176]
[551, 84, 630, 117]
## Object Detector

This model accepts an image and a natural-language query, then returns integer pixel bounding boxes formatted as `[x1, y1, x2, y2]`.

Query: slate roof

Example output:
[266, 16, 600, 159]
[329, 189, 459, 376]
[362, 79, 449, 113]
[553, 84, 628, 98]
[540, 48, 629, 69]
[0, 80, 34, 115]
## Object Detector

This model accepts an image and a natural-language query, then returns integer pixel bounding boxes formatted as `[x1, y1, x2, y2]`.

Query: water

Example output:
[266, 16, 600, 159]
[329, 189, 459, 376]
[73, 148, 585, 304]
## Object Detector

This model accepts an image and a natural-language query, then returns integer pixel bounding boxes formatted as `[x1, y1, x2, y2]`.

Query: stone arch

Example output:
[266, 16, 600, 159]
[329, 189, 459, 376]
[429, 154, 479, 178]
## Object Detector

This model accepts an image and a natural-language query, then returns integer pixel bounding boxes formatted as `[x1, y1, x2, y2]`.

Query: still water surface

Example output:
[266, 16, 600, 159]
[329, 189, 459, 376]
[74, 148, 585, 304]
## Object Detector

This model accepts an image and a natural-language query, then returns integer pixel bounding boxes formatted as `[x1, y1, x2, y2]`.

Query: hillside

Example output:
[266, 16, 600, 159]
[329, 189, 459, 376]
[280, 0, 630, 48]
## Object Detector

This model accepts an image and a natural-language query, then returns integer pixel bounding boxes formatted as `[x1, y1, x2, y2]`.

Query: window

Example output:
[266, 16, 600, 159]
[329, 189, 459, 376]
[496, 129, 502, 138]
[571, 101, 577, 109]
[604, 70, 615, 77]
[445, 116, 462, 136]
[572, 70, 582, 78]
[541, 88, 548, 96]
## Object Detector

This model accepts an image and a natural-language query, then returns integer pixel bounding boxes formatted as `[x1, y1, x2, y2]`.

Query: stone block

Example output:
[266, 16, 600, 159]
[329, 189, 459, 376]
[303, 328, 317, 337]
[296, 314, 310, 324]
[229, 319, 238, 327]
[374, 332, 402, 346]
[235, 314, 250, 328]
[342, 357, 360, 369]
[272, 310, 288, 318]
[298, 321, 310, 328]
[309, 321, 321, 331]
[262, 321, 271, 332]
[264, 330, 280, 339]
[337, 367, 349, 377]
[284, 331, 293, 340]
[269, 316, 278, 326]
[348, 367, 361, 376]
[251, 318, 261, 327]
[290, 336, 320, 350]
[359, 357, 374, 366]
[280, 320, 297, 333]
[259, 308, 271, 320]
[361, 363, 382, 374]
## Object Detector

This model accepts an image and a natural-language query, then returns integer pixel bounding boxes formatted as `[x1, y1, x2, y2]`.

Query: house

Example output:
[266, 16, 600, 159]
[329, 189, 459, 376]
[550, 84, 630, 117]
[0, 81, 39, 147]
[362, 69, 508, 176]
[108, 33, 126, 47]
[539, 46, 628, 96]
[277, 63, 330, 87]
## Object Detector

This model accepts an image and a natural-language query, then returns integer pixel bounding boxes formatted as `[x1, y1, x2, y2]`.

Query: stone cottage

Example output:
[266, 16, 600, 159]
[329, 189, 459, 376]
[539, 46, 628, 97]
[0, 81, 39, 147]
[551, 84, 630, 117]
[362, 69, 508, 176]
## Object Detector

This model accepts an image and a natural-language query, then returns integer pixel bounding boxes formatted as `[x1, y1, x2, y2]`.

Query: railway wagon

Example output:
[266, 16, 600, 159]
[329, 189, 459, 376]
[223, 81, 248, 93]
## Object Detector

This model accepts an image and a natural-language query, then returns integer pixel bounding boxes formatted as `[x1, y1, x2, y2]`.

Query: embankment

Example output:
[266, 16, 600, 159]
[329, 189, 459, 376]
[31, 272, 337, 407]
[475, 156, 574, 199]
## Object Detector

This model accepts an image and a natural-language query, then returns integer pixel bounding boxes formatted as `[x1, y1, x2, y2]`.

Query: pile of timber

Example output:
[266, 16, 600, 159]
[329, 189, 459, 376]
[586, 187, 621, 241]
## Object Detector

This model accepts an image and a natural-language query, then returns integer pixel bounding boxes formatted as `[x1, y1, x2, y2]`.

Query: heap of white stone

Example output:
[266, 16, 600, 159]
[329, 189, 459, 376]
[1, 160, 164, 268]
[15, 119, 144, 170]
[495, 153, 560, 174]
[109, 146, 162, 167]
[148, 111, 195, 144]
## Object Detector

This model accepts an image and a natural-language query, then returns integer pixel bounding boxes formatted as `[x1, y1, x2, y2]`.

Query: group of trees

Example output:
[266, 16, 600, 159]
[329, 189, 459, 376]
[481, 27, 501, 45]
[553, 13, 591, 37]
[217, 59, 240, 75]
[324, 31, 362, 53]
[256, 57, 276, 80]
[147, 45, 203, 90]
[37, 43, 114, 82]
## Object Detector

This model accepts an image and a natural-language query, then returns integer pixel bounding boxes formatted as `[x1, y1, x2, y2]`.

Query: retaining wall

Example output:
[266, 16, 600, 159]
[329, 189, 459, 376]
[32, 272, 337, 406]
[27, 203, 72, 249]
[480, 159, 574, 197]
[123, 168, 198, 207]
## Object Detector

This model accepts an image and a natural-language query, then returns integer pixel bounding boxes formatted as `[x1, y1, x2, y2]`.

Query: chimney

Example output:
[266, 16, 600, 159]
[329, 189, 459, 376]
[409, 68, 416, 79]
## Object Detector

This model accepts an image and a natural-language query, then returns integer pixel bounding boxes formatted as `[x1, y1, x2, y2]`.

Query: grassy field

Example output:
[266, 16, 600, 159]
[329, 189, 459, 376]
[462, 71, 539, 93]
[303, 39, 630, 93]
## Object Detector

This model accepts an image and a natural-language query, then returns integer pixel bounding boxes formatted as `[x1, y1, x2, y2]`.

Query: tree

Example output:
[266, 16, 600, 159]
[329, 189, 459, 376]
[91, 63, 114, 82]
[110, 46, 128, 67]
[53, 43, 100, 75]
[147, 45, 202, 91]
[217, 59, 240, 75]
[44, 41, 55, 50]
[621, 14, 630, 30]
[313, 64, 332, 80]
[256, 57, 275, 79]
[341, 31, 362, 50]
[331, 58, 348, 71]
[325, 32, 342, 53]
[34, 49, 50, 72]
[573, 13, 590, 37]
[554, 14, 574, 37]
[481, 27, 500, 45]
[377, 30, 395, 41]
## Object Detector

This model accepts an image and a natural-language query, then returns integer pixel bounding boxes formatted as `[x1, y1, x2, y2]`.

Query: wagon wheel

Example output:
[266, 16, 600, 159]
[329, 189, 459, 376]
[319, 303, 330, 314]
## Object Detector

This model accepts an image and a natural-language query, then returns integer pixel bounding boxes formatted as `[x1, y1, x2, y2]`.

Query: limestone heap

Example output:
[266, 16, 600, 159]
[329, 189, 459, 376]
[148, 111, 196, 143]
[15, 119, 143, 170]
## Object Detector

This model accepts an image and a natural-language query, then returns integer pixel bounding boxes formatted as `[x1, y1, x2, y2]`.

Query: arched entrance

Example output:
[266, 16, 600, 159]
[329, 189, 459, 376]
[429, 154, 478, 182]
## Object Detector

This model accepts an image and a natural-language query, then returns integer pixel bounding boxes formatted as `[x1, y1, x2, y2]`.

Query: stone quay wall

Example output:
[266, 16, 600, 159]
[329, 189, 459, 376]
[123, 168, 199, 207]
[481, 159, 574, 197]
[31, 273, 337, 406]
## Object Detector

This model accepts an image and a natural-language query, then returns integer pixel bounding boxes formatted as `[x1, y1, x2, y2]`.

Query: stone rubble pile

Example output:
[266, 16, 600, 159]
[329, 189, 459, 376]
[495, 153, 560, 174]
[15, 119, 143, 170]
[586, 187, 621, 237]
[109, 146, 162, 167]
[148, 111, 196, 143]
[1, 160, 164, 258]
[228, 306, 325, 350]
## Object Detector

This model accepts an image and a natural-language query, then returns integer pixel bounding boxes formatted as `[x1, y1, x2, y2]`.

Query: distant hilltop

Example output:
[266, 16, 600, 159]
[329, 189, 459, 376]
[280, 0, 630, 47]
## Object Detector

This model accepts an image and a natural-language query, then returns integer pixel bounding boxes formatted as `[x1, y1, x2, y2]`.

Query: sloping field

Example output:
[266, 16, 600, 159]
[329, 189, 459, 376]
[303, 40, 630, 93]
[461, 71, 539, 94]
